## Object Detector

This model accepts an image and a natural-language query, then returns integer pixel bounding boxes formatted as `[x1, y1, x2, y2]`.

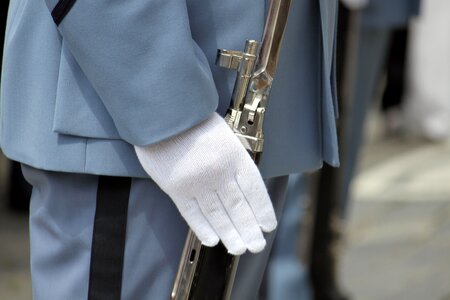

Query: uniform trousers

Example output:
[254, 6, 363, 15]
[266, 174, 311, 300]
[22, 164, 289, 300]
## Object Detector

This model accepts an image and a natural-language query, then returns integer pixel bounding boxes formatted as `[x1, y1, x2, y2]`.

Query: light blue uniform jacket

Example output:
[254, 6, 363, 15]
[1, 0, 339, 179]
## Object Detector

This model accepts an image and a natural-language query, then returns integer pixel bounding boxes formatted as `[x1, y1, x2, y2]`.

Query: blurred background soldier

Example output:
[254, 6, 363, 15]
[263, 1, 421, 300]
[309, 1, 420, 300]
[265, 174, 311, 300]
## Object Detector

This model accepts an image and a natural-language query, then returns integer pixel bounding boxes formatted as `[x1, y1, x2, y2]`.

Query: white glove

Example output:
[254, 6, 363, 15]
[134, 112, 276, 255]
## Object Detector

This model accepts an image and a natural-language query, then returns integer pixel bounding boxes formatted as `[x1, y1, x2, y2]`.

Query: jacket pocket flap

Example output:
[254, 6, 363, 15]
[53, 43, 121, 140]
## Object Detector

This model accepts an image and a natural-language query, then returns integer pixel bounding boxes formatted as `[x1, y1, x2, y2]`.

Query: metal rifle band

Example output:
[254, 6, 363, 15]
[171, 0, 292, 299]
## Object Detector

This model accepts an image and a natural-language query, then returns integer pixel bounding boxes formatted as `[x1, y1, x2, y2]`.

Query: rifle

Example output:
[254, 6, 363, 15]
[171, 1, 292, 298]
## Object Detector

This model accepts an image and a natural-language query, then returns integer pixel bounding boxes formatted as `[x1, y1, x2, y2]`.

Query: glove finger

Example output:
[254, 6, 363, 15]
[218, 181, 266, 253]
[235, 171, 277, 233]
[175, 197, 220, 247]
[197, 192, 247, 255]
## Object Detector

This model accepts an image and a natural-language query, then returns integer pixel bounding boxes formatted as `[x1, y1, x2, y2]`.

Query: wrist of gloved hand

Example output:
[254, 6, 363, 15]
[134, 112, 277, 255]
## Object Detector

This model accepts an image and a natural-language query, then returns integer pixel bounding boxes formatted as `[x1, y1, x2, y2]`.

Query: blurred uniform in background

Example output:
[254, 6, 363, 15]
[310, 1, 421, 300]
[336, 0, 421, 216]
[264, 1, 421, 300]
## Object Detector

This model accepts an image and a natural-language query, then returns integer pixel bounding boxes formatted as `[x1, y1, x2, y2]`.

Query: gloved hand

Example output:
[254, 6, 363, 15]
[134, 112, 276, 255]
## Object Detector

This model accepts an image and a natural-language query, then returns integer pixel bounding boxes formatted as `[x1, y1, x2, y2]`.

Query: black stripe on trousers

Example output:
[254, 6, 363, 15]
[88, 176, 132, 300]
[51, 0, 77, 26]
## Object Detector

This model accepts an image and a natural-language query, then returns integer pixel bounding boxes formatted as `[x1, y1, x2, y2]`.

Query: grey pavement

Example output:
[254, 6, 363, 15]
[340, 134, 450, 300]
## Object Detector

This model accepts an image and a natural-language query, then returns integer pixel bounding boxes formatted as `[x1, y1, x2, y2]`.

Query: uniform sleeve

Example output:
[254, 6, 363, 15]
[43, 0, 219, 146]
